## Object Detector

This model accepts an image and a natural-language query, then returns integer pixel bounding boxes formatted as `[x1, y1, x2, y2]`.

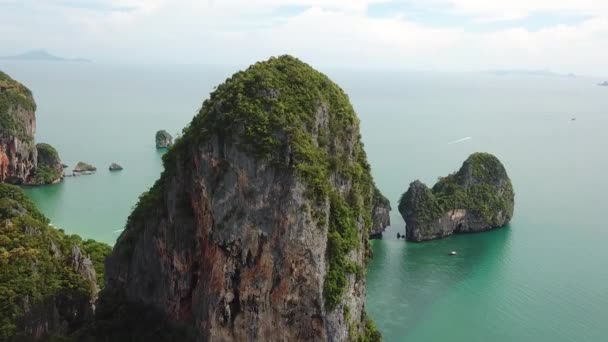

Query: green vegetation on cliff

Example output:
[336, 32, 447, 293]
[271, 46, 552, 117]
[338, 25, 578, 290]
[31, 164, 60, 185]
[360, 316, 382, 342]
[122, 56, 380, 314]
[373, 186, 390, 208]
[0, 71, 36, 141]
[32, 143, 63, 185]
[0, 184, 110, 340]
[399, 152, 514, 226]
[36, 142, 59, 161]
[344, 306, 382, 342]
[398, 181, 443, 223]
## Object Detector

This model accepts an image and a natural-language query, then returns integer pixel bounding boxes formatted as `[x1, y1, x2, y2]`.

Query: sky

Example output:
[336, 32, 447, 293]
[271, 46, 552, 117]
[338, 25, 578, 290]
[1, 0, 608, 74]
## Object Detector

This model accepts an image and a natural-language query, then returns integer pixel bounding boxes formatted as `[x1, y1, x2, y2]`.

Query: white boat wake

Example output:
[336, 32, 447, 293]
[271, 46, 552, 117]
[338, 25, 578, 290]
[448, 137, 472, 145]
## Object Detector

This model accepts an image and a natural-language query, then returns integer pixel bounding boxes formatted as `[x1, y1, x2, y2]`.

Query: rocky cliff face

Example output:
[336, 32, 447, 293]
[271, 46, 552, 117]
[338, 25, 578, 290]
[102, 56, 384, 341]
[370, 190, 391, 238]
[156, 130, 173, 148]
[17, 245, 98, 340]
[398, 153, 514, 242]
[0, 71, 37, 184]
[0, 183, 111, 340]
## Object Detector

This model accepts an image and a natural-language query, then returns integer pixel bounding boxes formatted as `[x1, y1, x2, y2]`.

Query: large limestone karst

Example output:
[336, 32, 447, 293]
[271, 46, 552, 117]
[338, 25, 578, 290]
[0, 71, 63, 185]
[99, 55, 386, 341]
[398, 152, 514, 242]
[0, 71, 37, 184]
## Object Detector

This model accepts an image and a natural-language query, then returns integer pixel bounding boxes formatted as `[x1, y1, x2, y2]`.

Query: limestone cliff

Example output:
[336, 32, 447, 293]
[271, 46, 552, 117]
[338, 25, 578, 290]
[398, 153, 514, 242]
[0, 183, 111, 340]
[370, 189, 391, 239]
[100, 56, 384, 341]
[0, 71, 37, 184]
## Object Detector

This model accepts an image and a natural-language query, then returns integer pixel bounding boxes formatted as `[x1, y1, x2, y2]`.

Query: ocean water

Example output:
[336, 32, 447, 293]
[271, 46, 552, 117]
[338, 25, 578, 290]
[2, 61, 608, 341]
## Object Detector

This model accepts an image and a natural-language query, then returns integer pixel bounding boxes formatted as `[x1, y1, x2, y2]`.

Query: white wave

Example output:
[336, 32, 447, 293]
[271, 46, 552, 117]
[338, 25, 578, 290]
[113, 229, 125, 233]
[447, 137, 472, 145]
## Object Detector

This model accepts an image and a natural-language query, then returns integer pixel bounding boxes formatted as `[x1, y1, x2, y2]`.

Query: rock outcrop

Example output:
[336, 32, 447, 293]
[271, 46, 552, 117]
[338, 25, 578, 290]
[71, 245, 99, 294]
[398, 153, 514, 242]
[0, 71, 37, 184]
[109, 162, 123, 171]
[155, 130, 173, 148]
[32, 143, 63, 184]
[0, 183, 111, 340]
[370, 189, 391, 239]
[73, 161, 96, 174]
[99, 56, 384, 341]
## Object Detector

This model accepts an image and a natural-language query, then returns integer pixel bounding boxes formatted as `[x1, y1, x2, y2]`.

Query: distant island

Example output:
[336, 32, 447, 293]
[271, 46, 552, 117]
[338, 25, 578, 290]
[0, 49, 91, 62]
[598, 81, 608, 86]
[485, 69, 576, 78]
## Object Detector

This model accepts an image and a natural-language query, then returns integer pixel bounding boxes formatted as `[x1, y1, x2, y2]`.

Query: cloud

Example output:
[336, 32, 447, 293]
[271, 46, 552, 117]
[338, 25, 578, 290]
[1, 0, 608, 75]
[414, 0, 608, 21]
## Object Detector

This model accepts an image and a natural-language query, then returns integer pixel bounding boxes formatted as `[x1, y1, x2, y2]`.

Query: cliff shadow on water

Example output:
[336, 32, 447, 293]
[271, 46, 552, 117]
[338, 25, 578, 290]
[366, 226, 512, 340]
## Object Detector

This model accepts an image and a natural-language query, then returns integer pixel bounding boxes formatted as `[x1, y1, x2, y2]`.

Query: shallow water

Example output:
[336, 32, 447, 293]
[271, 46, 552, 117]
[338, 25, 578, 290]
[3, 61, 607, 341]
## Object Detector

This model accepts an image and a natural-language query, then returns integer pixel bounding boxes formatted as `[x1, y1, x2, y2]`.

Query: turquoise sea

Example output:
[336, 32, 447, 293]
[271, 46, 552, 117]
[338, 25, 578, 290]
[2, 61, 608, 341]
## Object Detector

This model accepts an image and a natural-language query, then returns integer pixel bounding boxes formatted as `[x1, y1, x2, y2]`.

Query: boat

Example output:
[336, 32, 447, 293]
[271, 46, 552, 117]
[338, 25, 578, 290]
[449, 251, 457, 255]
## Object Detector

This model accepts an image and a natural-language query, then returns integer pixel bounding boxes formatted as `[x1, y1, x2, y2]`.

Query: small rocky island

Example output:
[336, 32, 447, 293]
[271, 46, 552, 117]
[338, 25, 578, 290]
[155, 129, 172, 148]
[398, 152, 514, 242]
[73, 161, 96, 175]
[108, 162, 123, 171]
[33, 143, 64, 184]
